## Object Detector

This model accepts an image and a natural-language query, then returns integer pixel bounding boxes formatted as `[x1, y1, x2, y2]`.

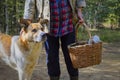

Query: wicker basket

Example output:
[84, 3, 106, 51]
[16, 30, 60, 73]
[68, 23, 102, 68]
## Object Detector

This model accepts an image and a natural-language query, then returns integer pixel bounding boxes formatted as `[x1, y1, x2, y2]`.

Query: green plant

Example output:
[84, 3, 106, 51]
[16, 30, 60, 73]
[78, 28, 120, 43]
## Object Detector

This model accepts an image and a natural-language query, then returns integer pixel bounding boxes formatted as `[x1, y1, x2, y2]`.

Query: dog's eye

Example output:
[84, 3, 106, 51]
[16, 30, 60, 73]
[32, 29, 37, 32]
[41, 27, 44, 31]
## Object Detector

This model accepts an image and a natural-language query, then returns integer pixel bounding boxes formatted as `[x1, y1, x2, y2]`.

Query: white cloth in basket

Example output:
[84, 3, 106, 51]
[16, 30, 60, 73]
[88, 35, 101, 44]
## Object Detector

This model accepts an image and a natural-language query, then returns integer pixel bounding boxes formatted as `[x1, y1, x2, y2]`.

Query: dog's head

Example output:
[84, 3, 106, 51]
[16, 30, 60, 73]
[19, 19, 48, 43]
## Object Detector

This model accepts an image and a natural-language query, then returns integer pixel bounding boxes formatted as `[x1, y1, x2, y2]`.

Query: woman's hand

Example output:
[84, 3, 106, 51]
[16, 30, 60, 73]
[77, 8, 84, 24]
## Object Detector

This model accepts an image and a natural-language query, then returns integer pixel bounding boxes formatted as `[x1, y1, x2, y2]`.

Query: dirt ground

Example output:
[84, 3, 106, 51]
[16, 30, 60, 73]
[0, 42, 120, 80]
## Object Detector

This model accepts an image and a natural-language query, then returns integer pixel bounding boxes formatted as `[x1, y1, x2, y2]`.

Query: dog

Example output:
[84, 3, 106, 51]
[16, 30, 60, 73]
[0, 19, 48, 80]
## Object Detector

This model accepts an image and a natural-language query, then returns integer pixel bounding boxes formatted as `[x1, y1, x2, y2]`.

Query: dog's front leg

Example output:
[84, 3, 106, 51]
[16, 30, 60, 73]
[24, 65, 36, 80]
[18, 69, 25, 80]
[18, 69, 31, 80]
[24, 73, 32, 80]
[16, 62, 26, 80]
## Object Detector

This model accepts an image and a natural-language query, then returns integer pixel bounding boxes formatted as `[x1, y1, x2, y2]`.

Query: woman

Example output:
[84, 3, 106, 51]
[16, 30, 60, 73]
[23, 0, 86, 80]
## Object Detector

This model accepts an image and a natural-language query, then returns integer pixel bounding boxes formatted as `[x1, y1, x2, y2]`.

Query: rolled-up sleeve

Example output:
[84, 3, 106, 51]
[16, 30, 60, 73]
[76, 0, 86, 8]
[23, 0, 35, 19]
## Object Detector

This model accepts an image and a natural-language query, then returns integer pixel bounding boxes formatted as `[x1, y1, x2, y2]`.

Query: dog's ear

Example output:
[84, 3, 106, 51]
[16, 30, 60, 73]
[19, 18, 31, 25]
[18, 18, 32, 29]
[38, 18, 48, 24]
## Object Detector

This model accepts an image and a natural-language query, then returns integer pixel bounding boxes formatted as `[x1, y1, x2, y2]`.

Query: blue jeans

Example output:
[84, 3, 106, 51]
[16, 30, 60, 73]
[45, 32, 78, 77]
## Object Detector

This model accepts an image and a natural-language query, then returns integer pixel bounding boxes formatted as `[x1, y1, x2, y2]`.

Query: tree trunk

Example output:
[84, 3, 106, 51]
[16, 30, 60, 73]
[118, 18, 120, 27]
[5, 0, 9, 34]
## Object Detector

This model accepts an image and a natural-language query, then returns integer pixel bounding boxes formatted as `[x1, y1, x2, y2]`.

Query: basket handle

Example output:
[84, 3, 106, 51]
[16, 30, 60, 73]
[75, 22, 92, 42]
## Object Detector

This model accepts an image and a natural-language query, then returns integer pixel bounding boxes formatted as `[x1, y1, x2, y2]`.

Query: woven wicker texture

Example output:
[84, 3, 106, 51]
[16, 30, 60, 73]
[69, 42, 102, 68]
[68, 23, 102, 68]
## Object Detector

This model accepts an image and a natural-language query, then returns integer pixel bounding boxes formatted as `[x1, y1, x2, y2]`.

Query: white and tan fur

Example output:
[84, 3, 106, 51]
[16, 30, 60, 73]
[0, 19, 48, 80]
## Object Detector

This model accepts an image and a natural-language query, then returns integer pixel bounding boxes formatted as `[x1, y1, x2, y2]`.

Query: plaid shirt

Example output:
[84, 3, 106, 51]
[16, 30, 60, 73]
[50, 0, 73, 37]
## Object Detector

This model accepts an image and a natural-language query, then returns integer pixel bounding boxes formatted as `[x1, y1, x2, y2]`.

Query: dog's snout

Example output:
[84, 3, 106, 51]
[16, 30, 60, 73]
[41, 33, 47, 41]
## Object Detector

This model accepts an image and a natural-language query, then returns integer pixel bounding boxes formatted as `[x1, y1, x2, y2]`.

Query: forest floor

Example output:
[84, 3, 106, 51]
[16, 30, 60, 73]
[0, 42, 120, 80]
